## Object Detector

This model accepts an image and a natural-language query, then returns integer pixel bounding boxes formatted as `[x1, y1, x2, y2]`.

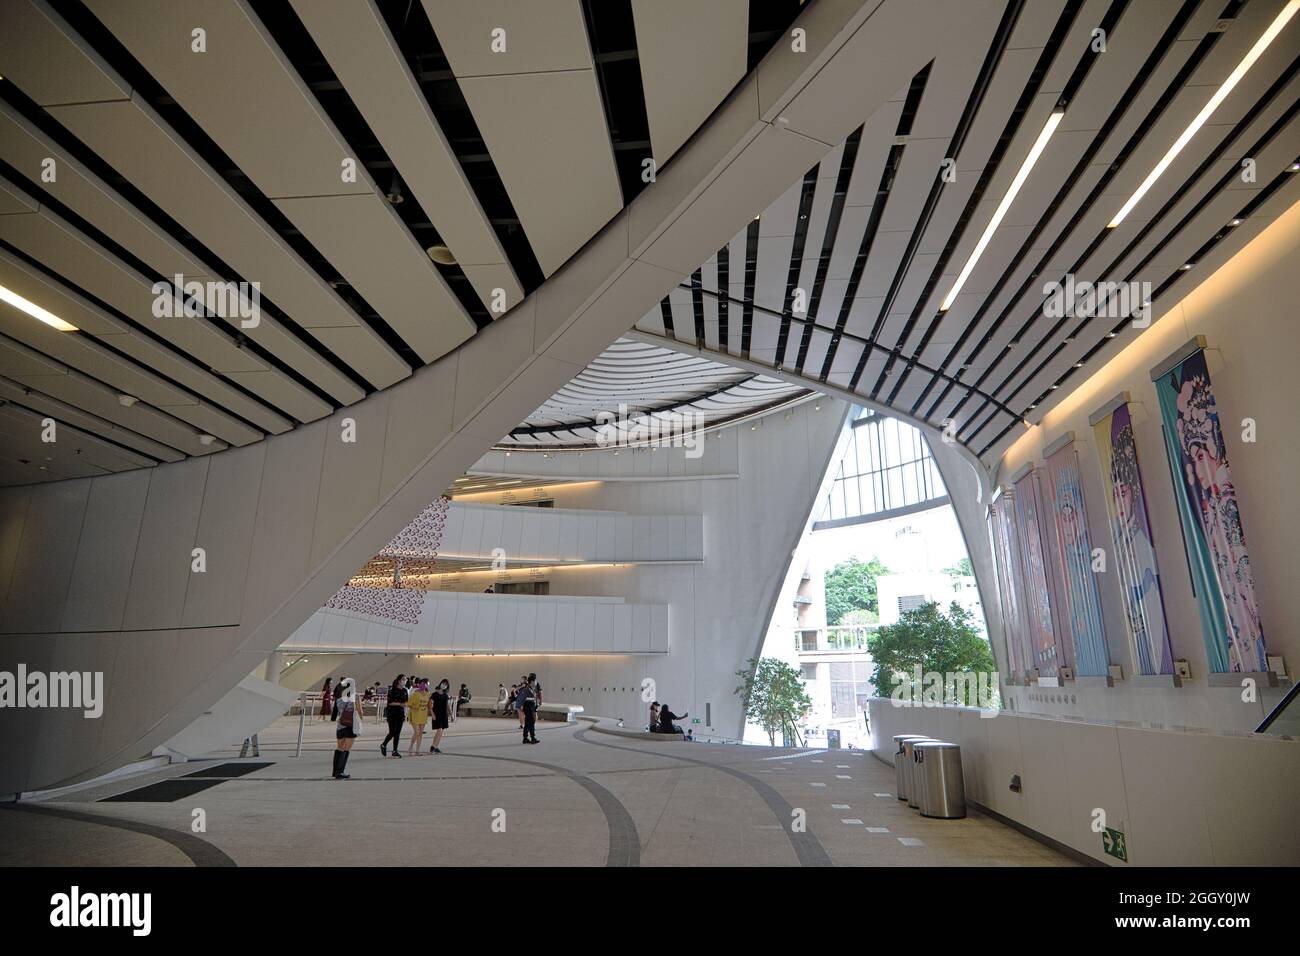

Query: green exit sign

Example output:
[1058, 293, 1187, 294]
[1102, 827, 1128, 862]
[691, 718, 701, 724]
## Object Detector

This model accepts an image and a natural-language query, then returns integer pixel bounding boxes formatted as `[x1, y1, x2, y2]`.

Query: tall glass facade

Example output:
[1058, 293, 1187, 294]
[818, 410, 946, 523]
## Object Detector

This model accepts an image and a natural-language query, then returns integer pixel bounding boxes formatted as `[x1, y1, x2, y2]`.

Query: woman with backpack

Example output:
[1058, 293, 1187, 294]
[332, 678, 362, 780]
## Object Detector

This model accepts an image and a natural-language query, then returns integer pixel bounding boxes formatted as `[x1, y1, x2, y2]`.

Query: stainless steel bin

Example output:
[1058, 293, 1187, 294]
[892, 734, 931, 801]
[913, 741, 966, 819]
[901, 737, 936, 806]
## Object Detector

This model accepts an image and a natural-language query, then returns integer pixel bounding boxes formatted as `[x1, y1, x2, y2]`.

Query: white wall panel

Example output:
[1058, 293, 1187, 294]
[61, 470, 150, 633]
[121, 458, 208, 631]
[2, 480, 89, 633]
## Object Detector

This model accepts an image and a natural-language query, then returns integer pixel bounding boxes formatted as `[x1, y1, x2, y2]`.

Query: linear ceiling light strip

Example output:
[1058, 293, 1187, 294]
[938, 109, 1064, 313]
[1107, 0, 1300, 228]
[960, 50, 1300, 448]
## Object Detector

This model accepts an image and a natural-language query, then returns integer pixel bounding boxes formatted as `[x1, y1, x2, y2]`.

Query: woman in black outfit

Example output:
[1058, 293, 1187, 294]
[428, 679, 450, 754]
[380, 674, 408, 758]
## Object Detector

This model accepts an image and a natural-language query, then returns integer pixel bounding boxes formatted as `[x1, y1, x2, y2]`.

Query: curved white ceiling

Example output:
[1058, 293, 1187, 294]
[501, 337, 809, 448]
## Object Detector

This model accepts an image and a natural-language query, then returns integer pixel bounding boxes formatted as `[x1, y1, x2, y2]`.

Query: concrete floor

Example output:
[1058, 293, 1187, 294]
[0, 716, 1075, 867]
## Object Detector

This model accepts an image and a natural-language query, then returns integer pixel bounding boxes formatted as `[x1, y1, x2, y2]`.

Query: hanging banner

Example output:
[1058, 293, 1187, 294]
[1090, 398, 1174, 675]
[1152, 345, 1266, 673]
[989, 492, 1032, 678]
[1012, 469, 1067, 677]
[1043, 438, 1110, 677]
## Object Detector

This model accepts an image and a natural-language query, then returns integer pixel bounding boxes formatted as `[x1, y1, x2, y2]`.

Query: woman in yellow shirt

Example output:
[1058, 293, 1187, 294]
[406, 679, 431, 756]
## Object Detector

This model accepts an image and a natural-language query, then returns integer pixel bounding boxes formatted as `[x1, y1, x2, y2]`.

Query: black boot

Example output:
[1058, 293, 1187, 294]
[337, 750, 351, 779]
[332, 750, 343, 778]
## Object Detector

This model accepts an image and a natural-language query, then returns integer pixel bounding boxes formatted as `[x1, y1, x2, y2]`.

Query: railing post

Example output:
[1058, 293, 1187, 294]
[294, 693, 306, 758]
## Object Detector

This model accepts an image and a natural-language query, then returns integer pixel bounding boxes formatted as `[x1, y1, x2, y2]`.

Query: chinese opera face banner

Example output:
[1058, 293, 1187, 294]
[989, 496, 1032, 676]
[1155, 350, 1266, 672]
[1012, 471, 1067, 677]
[1092, 404, 1174, 675]
[1044, 443, 1110, 677]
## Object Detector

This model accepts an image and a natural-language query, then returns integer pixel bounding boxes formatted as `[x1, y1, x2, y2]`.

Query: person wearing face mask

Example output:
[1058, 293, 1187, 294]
[380, 674, 408, 758]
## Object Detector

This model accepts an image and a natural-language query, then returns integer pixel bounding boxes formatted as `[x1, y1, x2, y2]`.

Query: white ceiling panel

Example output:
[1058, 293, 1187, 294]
[292, 0, 523, 313]
[421, 0, 594, 76]
[456, 69, 623, 277]
[0, 0, 131, 107]
[633, 0, 748, 167]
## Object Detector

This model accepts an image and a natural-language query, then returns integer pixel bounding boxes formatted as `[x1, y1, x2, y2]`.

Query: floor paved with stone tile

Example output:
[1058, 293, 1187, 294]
[0, 717, 1075, 867]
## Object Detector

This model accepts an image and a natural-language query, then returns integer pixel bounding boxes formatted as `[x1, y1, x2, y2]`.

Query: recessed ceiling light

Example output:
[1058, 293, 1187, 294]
[1106, 332, 1117, 338]
[0, 284, 79, 332]
[1181, 263, 1194, 270]
[198, 434, 216, 446]
[426, 244, 457, 266]
[940, 108, 1065, 311]
[1108, 1, 1300, 228]
[117, 394, 138, 407]
[1074, 362, 1083, 368]
[1288, 161, 1300, 172]
[1229, 218, 1243, 226]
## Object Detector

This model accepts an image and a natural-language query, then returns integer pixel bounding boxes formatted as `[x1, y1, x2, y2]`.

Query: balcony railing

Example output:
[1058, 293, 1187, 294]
[797, 624, 878, 653]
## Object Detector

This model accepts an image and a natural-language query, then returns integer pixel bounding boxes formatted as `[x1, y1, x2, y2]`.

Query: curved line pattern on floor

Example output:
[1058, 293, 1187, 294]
[3, 802, 237, 867]
[573, 729, 833, 867]
[451, 752, 640, 867]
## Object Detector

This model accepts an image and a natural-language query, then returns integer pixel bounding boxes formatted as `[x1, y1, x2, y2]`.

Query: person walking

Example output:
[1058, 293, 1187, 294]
[318, 678, 334, 722]
[380, 675, 408, 758]
[428, 679, 450, 754]
[406, 679, 430, 756]
[332, 678, 362, 779]
[517, 677, 539, 745]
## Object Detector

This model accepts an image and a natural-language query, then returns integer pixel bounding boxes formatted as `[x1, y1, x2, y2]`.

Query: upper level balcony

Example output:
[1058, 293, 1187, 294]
[796, 624, 877, 655]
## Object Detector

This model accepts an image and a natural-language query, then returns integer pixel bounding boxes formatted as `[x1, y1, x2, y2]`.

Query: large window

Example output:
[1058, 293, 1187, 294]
[818, 411, 946, 523]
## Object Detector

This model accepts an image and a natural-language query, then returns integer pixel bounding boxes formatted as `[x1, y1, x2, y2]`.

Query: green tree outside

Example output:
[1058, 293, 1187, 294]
[735, 657, 813, 746]
[823, 556, 890, 625]
[942, 557, 974, 579]
[868, 601, 997, 705]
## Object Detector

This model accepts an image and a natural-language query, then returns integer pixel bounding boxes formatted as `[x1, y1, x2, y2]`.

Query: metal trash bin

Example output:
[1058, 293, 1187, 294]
[913, 741, 966, 819]
[892, 735, 931, 801]
[904, 738, 935, 806]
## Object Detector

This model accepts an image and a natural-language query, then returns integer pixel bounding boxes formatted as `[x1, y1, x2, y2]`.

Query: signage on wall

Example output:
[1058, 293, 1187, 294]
[691, 718, 701, 724]
[1102, 827, 1128, 862]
